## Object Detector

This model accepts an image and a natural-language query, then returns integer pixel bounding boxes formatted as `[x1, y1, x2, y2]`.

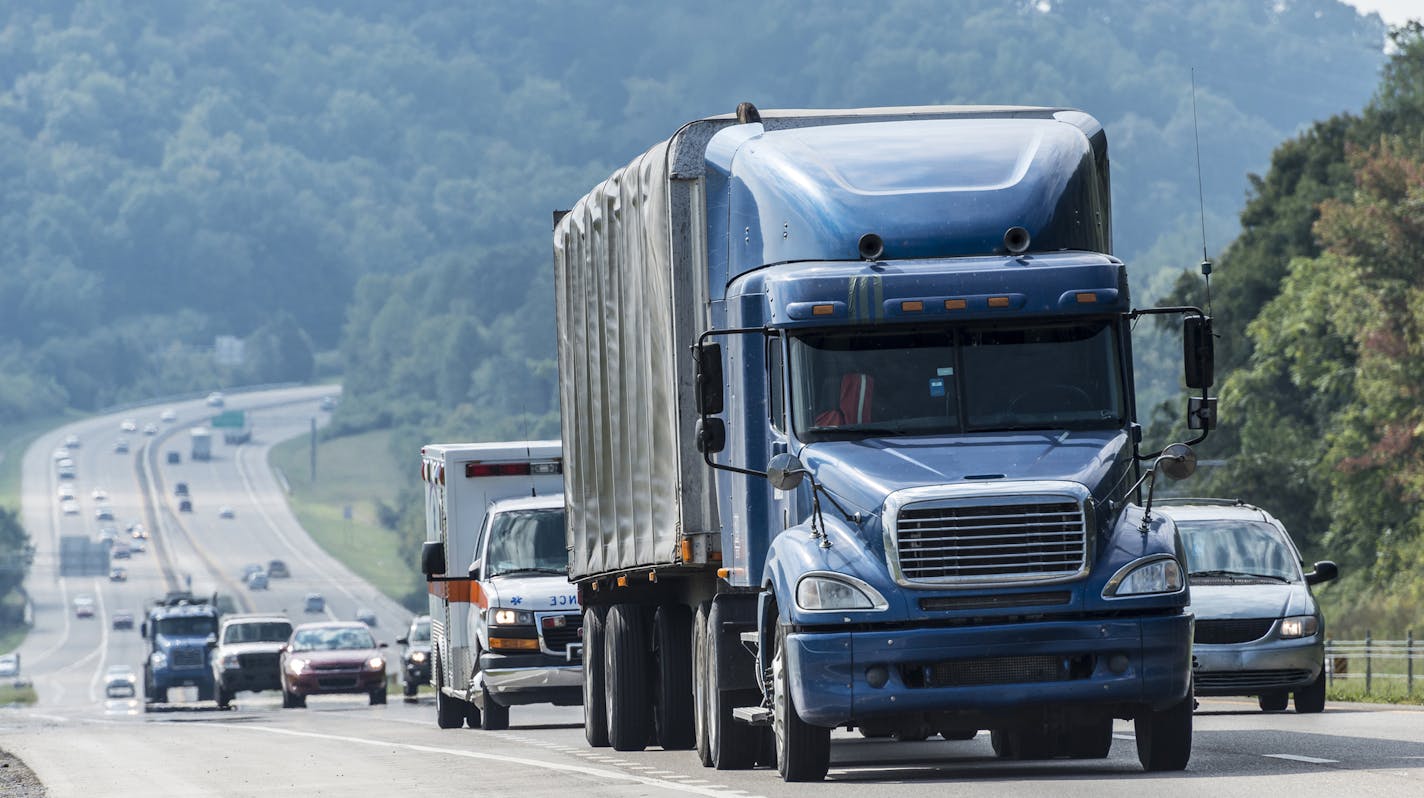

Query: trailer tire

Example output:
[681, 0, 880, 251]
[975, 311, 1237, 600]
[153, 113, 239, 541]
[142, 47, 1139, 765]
[773, 622, 830, 782]
[1136, 691, 1193, 771]
[706, 601, 757, 770]
[653, 605, 696, 750]
[605, 603, 650, 751]
[1295, 668, 1326, 714]
[693, 602, 713, 766]
[481, 685, 509, 730]
[584, 606, 610, 747]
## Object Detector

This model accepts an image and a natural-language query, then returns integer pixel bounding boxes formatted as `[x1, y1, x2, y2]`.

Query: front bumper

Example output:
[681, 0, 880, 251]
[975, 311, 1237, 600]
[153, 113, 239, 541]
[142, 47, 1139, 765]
[286, 668, 386, 697]
[1193, 634, 1323, 696]
[479, 651, 583, 707]
[219, 665, 282, 693]
[152, 668, 213, 690]
[787, 613, 1192, 727]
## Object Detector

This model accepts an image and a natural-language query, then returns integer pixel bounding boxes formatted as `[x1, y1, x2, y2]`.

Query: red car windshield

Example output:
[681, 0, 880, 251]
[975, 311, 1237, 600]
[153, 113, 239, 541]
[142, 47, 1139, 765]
[292, 627, 375, 651]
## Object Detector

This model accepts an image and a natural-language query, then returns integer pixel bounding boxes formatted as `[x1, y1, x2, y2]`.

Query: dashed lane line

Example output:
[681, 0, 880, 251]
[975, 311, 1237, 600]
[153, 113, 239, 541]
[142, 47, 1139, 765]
[1264, 754, 1340, 765]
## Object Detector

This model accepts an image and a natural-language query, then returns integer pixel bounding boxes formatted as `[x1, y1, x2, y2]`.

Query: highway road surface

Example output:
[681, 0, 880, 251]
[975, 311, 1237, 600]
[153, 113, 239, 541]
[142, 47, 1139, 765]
[2, 388, 1424, 796]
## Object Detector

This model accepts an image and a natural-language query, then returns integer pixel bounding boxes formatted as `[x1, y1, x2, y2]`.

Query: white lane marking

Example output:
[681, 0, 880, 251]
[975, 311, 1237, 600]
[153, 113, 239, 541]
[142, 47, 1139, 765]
[1112, 733, 1135, 741]
[1264, 754, 1339, 764]
[86, 577, 113, 702]
[208, 723, 757, 797]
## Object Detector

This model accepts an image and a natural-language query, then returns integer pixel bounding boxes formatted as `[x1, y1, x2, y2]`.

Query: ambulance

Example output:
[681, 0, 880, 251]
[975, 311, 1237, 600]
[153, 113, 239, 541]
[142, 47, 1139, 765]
[419, 441, 581, 730]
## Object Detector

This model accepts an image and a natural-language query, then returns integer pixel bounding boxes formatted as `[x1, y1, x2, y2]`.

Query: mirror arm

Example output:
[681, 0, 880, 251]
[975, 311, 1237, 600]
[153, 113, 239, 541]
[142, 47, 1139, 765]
[1129, 305, 1214, 461]
[693, 326, 774, 480]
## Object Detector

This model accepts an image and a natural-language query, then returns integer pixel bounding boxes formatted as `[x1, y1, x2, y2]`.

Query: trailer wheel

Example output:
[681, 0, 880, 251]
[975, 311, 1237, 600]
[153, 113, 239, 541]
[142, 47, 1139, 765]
[1135, 691, 1193, 771]
[693, 602, 713, 766]
[583, 606, 610, 747]
[653, 605, 695, 750]
[772, 622, 830, 782]
[706, 601, 757, 770]
[605, 603, 650, 751]
[1294, 668, 1326, 714]
[480, 685, 509, 730]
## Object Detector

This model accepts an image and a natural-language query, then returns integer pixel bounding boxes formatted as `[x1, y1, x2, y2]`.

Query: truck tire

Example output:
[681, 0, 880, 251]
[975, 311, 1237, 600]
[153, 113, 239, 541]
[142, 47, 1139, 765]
[480, 685, 509, 730]
[149, 687, 167, 704]
[1294, 668, 1326, 714]
[604, 603, 650, 751]
[217, 688, 234, 709]
[653, 604, 695, 750]
[583, 606, 610, 747]
[772, 622, 830, 782]
[403, 679, 418, 699]
[1135, 692, 1192, 771]
[990, 728, 1052, 760]
[282, 689, 305, 709]
[706, 601, 757, 770]
[693, 602, 713, 766]
[197, 683, 215, 702]
[1066, 716, 1113, 759]
[370, 687, 387, 706]
[939, 729, 978, 741]
[434, 649, 467, 729]
[1258, 691, 1288, 712]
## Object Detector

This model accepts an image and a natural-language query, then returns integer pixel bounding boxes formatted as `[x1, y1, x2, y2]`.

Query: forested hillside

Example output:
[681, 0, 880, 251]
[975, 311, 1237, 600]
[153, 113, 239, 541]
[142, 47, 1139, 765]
[1161, 23, 1424, 636]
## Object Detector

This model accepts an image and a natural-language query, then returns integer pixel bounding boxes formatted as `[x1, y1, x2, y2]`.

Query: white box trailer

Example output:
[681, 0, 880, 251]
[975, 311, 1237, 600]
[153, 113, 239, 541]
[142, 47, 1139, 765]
[419, 441, 563, 728]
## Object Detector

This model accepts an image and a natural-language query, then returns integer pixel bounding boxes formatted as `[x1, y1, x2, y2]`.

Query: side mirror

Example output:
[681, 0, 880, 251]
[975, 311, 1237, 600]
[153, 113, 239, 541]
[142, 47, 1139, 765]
[1187, 396, 1217, 431]
[396, 637, 409, 646]
[766, 453, 807, 491]
[279, 644, 289, 654]
[379, 642, 389, 649]
[1157, 442, 1197, 481]
[695, 342, 724, 416]
[140, 622, 148, 639]
[468, 559, 483, 580]
[1183, 315, 1214, 389]
[1306, 560, 1339, 586]
[695, 417, 726, 454]
[421, 541, 447, 577]
[205, 634, 218, 648]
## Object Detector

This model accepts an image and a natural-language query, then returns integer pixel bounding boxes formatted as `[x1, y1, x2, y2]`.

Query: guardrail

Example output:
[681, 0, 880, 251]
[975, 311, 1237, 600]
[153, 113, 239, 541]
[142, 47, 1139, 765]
[1325, 633, 1424, 695]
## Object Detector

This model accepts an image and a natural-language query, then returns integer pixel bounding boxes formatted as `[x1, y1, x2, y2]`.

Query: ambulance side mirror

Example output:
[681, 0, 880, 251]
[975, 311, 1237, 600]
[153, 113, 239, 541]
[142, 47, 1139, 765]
[421, 541, 446, 577]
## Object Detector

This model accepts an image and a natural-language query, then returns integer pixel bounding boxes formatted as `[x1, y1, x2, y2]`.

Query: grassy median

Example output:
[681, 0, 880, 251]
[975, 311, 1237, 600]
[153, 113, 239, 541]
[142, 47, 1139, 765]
[268, 429, 422, 608]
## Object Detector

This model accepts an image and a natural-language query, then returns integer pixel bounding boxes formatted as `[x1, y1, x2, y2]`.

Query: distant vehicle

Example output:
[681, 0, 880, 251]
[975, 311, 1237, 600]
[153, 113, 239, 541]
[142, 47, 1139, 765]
[56, 457, 75, 470]
[246, 571, 269, 590]
[166, 451, 181, 465]
[63, 434, 80, 448]
[241, 563, 264, 581]
[52, 448, 69, 461]
[174, 482, 189, 497]
[267, 560, 290, 578]
[61, 500, 80, 515]
[113, 439, 130, 454]
[398, 616, 432, 699]
[190, 427, 212, 461]
[128, 522, 148, 539]
[0, 653, 19, 678]
[212, 615, 295, 708]
[218, 506, 235, 519]
[57, 465, 76, 480]
[111, 611, 135, 631]
[57, 485, 75, 501]
[303, 593, 325, 614]
[98, 527, 120, 545]
[109, 566, 128, 582]
[1158, 500, 1339, 714]
[129, 539, 147, 553]
[355, 608, 377, 627]
[120, 419, 137, 433]
[143, 422, 159, 436]
[319, 396, 338, 411]
[178, 499, 193, 513]
[111, 541, 132, 560]
[104, 666, 138, 698]
[205, 392, 225, 407]
[279, 622, 388, 707]
[95, 507, 115, 521]
[74, 595, 95, 619]
[160, 408, 177, 423]
[91, 488, 108, 501]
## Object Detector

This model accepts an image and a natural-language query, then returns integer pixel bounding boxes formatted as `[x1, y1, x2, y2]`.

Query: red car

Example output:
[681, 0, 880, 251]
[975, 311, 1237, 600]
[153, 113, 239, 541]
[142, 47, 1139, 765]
[280, 622, 388, 707]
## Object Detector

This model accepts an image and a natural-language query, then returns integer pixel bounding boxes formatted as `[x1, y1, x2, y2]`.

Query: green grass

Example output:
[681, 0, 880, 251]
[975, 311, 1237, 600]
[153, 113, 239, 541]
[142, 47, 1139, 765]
[269, 430, 421, 607]
[0, 623, 27, 655]
[0, 683, 37, 705]
[1327, 680, 1424, 705]
[0, 413, 80, 510]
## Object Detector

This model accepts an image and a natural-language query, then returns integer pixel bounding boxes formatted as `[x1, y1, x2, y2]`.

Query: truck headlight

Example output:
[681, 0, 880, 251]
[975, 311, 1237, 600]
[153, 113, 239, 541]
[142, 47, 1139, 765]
[491, 609, 534, 625]
[1104, 556, 1184, 597]
[287, 658, 308, 675]
[796, 574, 887, 612]
[366, 657, 385, 671]
[1279, 615, 1320, 639]
[410, 651, 427, 663]
[150, 652, 167, 669]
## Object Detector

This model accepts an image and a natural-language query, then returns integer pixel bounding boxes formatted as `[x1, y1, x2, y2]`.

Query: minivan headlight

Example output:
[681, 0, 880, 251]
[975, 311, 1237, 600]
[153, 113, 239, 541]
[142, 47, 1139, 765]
[1279, 615, 1320, 639]
[796, 574, 887, 612]
[1104, 556, 1184, 597]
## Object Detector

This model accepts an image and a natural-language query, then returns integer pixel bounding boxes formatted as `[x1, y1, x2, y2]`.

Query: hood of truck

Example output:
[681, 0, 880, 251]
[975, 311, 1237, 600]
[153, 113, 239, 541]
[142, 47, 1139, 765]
[483, 574, 581, 614]
[802, 428, 1127, 517]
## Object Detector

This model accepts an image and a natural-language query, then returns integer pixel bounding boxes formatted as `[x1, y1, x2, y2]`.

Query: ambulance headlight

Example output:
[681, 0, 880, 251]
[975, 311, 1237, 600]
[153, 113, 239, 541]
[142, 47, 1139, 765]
[491, 609, 534, 626]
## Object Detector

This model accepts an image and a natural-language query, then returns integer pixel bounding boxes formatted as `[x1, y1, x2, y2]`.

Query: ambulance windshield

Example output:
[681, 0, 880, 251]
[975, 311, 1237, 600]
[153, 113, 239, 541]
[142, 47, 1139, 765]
[486, 508, 568, 577]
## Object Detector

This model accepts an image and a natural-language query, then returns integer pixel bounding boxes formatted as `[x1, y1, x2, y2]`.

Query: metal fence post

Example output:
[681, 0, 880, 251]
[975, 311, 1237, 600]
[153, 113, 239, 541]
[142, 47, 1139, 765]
[1327, 637, 1334, 687]
[1365, 629, 1373, 695]
[1409, 630, 1415, 696]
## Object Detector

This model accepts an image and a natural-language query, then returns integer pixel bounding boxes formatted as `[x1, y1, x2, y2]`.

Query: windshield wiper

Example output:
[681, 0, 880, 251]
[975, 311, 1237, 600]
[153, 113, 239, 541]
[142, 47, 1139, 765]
[491, 567, 567, 577]
[1189, 569, 1290, 583]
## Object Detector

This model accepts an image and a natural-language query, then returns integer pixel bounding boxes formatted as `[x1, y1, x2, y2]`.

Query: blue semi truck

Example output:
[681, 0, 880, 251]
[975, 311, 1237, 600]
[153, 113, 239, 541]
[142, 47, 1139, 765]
[142, 591, 221, 709]
[553, 104, 1214, 782]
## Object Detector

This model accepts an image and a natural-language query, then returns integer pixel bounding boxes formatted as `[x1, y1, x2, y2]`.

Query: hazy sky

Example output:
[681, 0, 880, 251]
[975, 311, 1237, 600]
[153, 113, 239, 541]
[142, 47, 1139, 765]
[1343, 0, 1419, 26]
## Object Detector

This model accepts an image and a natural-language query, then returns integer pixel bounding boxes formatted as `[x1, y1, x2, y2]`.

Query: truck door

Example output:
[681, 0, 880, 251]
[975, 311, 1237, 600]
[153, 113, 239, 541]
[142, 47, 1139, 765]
[768, 336, 797, 532]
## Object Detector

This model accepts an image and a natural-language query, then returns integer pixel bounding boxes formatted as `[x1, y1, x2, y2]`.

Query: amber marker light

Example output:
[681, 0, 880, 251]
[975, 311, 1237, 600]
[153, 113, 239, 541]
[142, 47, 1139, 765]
[945, 299, 967, 310]
[988, 296, 1011, 308]
[900, 300, 924, 312]
[490, 637, 540, 651]
[1076, 292, 1098, 304]
[812, 304, 835, 316]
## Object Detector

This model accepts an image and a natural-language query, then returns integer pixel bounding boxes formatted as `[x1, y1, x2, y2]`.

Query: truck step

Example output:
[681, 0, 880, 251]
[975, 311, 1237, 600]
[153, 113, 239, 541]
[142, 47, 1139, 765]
[732, 706, 772, 726]
[738, 631, 760, 647]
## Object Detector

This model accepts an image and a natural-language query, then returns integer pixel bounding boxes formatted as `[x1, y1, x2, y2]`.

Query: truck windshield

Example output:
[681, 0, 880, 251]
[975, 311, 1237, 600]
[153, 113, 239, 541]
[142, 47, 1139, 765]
[223, 622, 293, 644]
[789, 322, 1124, 441]
[155, 617, 218, 637]
[486, 508, 567, 577]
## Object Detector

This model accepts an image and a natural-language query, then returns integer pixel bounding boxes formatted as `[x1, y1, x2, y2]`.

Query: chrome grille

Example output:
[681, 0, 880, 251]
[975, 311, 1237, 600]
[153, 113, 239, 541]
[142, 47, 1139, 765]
[895, 498, 1087, 584]
[540, 613, 582, 656]
[169, 647, 204, 669]
[1195, 618, 1275, 645]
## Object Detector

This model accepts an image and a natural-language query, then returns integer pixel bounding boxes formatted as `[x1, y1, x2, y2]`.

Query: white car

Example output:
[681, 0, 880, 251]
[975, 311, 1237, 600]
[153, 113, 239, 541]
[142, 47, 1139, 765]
[218, 506, 236, 519]
[113, 439, 130, 454]
[142, 422, 159, 435]
[104, 666, 137, 698]
[206, 392, 225, 407]
[91, 488, 108, 501]
[120, 419, 137, 433]
[63, 434, 81, 448]
[52, 448, 69, 462]
[61, 500, 80, 516]
[57, 485, 75, 501]
[160, 408, 177, 423]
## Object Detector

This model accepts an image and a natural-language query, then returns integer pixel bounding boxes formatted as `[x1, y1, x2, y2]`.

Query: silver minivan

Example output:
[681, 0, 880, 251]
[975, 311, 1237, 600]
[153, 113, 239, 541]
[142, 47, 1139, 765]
[1158, 499, 1338, 713]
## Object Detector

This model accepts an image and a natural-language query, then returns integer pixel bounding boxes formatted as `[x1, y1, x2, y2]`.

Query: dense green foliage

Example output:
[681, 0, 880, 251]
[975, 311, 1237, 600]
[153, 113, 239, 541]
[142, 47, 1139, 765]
[1160, 24, 1424, 636]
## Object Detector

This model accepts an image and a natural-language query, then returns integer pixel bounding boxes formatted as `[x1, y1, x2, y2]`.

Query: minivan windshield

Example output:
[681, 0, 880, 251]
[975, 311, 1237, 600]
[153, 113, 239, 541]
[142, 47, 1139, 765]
[789, 322, 1124, 441]
[486, 508, 567, 577]
[1178, 520, 1302, 583]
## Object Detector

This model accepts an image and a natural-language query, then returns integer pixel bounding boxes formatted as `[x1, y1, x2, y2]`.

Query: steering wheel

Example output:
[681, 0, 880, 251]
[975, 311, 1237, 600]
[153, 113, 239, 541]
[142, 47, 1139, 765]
[1007, 384, 1096, 416]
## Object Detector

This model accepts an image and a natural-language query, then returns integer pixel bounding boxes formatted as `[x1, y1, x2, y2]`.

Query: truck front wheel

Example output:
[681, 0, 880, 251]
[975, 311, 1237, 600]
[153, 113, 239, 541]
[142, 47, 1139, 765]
[583, 606, 610, 747]
[772, 622, 830, 782]
[1135, 692, 1193, 771]
[604, 603, 650, 751]
[693, 602, 713, 766]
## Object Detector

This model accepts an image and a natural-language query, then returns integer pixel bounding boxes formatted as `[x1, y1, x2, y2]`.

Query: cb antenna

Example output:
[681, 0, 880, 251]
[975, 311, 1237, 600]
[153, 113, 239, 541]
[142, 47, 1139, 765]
[1191, 68, 1213, 315]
